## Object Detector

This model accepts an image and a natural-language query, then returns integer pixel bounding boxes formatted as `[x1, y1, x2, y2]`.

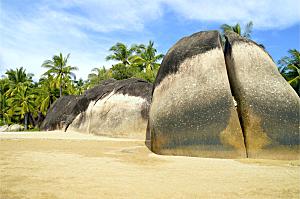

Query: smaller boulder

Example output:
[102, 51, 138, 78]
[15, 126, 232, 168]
[8, 124, 24, 132]
[0, 125, 9, 132]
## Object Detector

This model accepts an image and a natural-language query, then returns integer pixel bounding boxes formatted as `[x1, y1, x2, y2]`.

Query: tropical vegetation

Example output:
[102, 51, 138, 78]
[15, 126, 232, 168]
[0, 41, 163, 129]
[220, 21, 253, 38]
[42, 53, 78, 97]
[278, 49, 300, 96]
[0, 37, 298, 130]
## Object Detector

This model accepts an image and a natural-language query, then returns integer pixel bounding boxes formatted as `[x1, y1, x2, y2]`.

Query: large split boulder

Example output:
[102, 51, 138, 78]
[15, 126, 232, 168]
[41, 78, 152, 139]
[225, 32, 300, 159]
[149, 31, 246, 158]
[67, 78, 152, 139]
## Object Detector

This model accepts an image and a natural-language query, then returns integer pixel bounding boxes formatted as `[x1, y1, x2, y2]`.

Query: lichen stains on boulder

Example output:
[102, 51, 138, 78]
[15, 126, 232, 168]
[154, 30, 221, 88]
[149, 31, 246, 158]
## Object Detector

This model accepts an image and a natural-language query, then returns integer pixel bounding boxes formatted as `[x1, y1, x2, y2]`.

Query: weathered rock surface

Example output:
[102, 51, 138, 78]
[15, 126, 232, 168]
[0, 125, 9, 132]
[41, 78, 152, 139]
[225, 32, 300, 159]
[40, 95, 89, 131]
[67, 78, 152, 139]
[149, 31, 246, 158]
[8, 124, 24, 132]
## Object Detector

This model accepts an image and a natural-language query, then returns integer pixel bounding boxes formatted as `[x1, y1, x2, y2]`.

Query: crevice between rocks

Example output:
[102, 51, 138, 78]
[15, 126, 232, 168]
[223, 37, 248, 158]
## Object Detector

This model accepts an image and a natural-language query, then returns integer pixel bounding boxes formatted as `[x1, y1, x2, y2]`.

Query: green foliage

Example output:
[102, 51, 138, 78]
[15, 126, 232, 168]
[129, 41, 164, 82]
[219, 21, 266, 49]
[105, 41, 164, 83]
[0, 40, 164, 129]
[110, 63, 136, 80]
[0, 77, 12, 125]
[220, 21, 253, 38]
[42, 53, 78, 97]
[35, 75, 59, 116]
[88, 67, 111, 87]
[105, 43, 135, 65]
[73, 78, 87, 95]
[8, 85, 36, 130]
[0, 67, 36, 129]
[278, 49, 300, 96]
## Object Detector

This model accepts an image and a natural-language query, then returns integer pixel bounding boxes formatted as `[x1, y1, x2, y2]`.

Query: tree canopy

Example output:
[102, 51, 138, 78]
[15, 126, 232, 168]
[42, 53, 78, 97]
[220, 21, 253, 38]
[278, 49, 300, 96]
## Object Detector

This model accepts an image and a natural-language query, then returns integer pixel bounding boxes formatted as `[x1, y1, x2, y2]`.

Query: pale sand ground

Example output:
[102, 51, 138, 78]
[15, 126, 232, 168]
[0, 131, 299, 199]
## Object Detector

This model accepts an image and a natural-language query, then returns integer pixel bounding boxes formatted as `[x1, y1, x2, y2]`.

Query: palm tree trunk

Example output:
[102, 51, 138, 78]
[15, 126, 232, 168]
[59, 85, 62, 98]
[24, 113, 28, 130]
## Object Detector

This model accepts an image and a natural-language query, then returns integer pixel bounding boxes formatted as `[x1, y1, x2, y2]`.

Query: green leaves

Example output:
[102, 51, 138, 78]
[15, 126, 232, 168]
[0, 41, 163, 127]
[111, 63, 135, 80]
[42, 52, 78, 97]
[104, 40, 164, 83]
[129, 41, 164, 82]
[0, 69, 36, 126]
[220, 21, 253, 39]
[93, 41, 164, 85]
[88, 67, 111, 87]
[278, 49, 300, 96]
[105, 43, 134, 65]
[243, 21, 253, 38]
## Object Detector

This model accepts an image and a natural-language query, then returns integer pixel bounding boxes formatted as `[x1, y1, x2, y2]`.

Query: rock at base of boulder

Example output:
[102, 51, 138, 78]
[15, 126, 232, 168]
[0, 125, 9, 132]
[8, 124, 24, 132]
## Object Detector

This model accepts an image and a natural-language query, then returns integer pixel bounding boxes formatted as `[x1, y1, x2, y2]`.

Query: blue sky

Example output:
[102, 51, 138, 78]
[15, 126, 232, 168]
[0, 0, 299, 80]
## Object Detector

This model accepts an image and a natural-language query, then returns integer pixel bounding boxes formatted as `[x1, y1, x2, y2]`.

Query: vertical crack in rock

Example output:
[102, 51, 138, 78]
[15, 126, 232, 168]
[149, 31, 246, 158]
[223, 38, 248, 158]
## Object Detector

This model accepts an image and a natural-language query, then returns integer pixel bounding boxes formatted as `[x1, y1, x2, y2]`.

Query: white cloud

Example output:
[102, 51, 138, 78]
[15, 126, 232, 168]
[0, 0, 299, 80]
[164, 0, 300, 29]
[0, 0, 164, 79]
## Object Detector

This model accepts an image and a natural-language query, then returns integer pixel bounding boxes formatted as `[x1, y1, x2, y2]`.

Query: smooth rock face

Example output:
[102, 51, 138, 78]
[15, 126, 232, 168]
[149, 31, 246, 158]
[66, 78, 152, 139]
[225, 32, 300, 159]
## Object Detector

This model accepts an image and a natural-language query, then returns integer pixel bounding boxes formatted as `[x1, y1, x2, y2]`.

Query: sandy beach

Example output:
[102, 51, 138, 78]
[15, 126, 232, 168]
[1, 131, 299, 199]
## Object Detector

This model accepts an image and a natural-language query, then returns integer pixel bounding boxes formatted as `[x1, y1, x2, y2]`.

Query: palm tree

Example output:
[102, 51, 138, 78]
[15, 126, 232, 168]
[5, 67, 33, 85]
[0, 77, 11, 125]
[8, 85, 36, 130]
[42, 53, 78, 97]
[220, 21, 253, 38]
[5, 67, 33, 97]
[278, 49, 300, 96]
[110, 63, 135, 80]
[106, 42, 140, 80]
[36, 76, 59, 116]
[105, 43, 135, 65]
[73, 78, 86, 95]
[88, 67, 110, 87]
[129, 41, 164, 82]
[0, 94, 12, 125]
